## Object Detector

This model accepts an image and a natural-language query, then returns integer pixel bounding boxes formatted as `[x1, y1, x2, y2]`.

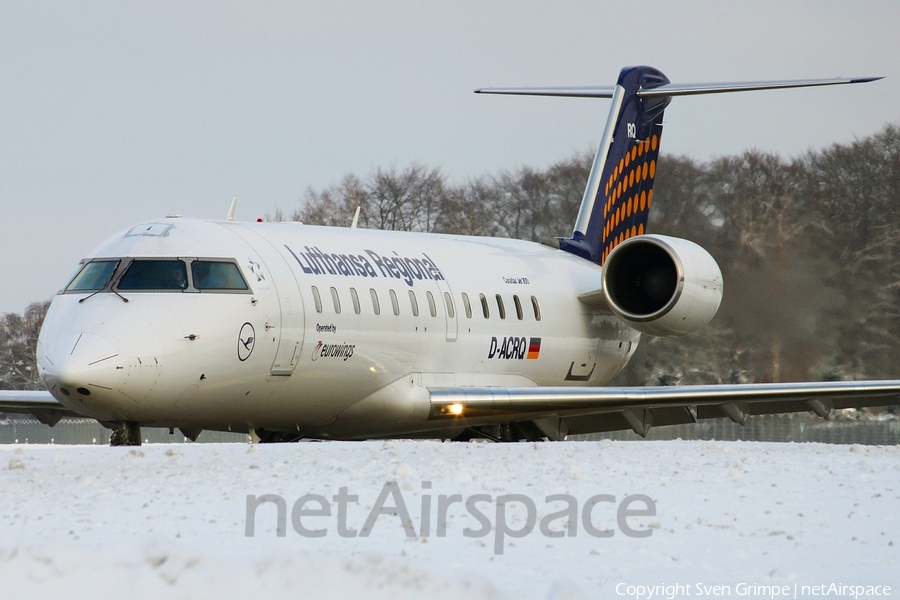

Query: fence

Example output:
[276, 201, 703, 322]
[572, 412, 900, 445]
[1, 412, 897, 445]
[0, 417, 248, 445]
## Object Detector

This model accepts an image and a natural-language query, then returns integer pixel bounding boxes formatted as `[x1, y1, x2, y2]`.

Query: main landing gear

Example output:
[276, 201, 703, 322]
[249, 427, 305, 443]
[452, 422, 548, 443]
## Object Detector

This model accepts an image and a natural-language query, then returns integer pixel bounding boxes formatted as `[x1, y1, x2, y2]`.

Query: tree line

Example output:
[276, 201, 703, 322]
[3, 124, 899, 391]
[287, 123, 900, 386]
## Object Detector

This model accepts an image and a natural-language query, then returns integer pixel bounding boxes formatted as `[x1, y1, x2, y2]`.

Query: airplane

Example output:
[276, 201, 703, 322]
[2, 65, 898, 446]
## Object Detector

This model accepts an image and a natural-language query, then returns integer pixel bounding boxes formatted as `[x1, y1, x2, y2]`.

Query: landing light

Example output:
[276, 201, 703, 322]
[448, 403, 464, 416]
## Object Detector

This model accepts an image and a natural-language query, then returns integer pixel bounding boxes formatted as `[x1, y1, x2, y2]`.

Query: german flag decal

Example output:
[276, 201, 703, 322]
[527, 338, 541, 360]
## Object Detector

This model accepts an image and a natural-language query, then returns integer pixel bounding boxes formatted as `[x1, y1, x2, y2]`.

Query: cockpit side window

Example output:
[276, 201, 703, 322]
[118, 260, 188, 291]
[191, 260, 249, 291]
[65, 260, 120, 292]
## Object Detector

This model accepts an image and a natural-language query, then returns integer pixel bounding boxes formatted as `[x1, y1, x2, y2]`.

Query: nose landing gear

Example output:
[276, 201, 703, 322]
[109, 421, 142, 446]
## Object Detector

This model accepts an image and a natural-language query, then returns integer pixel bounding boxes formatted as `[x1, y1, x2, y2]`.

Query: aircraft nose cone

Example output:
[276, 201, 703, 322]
[40, 332, 124, 406]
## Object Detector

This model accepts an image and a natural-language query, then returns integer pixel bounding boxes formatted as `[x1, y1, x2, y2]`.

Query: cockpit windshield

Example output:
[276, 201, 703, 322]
[118, 260, 188, 290]
[191, 261, 249, 291]
[65, 260, 119, 292]
[62, 257, 251, 296]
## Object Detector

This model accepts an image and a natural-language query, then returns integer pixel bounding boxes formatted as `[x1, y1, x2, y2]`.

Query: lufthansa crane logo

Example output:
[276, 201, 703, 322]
[238, 322, 256, 361]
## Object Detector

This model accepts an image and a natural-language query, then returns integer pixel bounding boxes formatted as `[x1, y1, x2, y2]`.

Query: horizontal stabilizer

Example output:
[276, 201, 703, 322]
[474, 76, 882, 99]
[477, 68, 881, 267]
[638, 76, 883, 97]
[475, 86, 616, 98]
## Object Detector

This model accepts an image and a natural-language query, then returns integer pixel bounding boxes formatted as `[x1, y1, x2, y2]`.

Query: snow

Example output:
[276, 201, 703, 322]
[1, 440, 898, 599]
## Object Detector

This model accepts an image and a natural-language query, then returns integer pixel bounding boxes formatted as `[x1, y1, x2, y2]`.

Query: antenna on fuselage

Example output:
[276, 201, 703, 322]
[226, 197, 238, 221]
[350, 205, 361, 229]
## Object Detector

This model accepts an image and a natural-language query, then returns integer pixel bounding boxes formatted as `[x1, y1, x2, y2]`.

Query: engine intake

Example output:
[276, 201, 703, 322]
[601, 235, 723, 337]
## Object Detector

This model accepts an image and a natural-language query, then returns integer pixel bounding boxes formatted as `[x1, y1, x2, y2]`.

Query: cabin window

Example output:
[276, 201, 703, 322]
[118, 259, 188, 291]
[531, 295, 541, 321]
[312, 286, 323, 313]
[444, 292, 455, 318]
[370, 288, 380, 315]
[350, 287, 360, 314]
[330, 287, 341, 314]
[65, 260, 119, 292]
[426, 291, 437, 317]
[408, 290, 419, 316]
[513, 295, 523, 320]
[191, 261, 249, 291]
[479, 293, 490, 319]
[389, 289, 400, 315]
[496, 294, 506, 320]
[461, 292, 472, 318]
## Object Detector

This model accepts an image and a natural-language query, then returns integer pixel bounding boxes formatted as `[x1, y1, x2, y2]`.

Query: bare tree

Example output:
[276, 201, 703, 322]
[435, 176, 501, 237]
[365, 164, 446, 232]
[0, 301, 50, 390]
[292, 173, 367, 227]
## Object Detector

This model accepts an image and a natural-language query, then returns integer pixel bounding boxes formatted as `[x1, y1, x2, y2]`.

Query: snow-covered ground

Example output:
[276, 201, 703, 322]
[1, 440, 897, 599]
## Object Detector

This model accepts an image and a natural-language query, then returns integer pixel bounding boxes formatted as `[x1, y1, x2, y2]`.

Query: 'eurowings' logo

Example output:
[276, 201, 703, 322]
[311, 340, 355, 362]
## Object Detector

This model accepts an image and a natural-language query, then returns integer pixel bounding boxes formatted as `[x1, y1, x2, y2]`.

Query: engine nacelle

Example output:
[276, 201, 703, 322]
[601, 234, 723, 337]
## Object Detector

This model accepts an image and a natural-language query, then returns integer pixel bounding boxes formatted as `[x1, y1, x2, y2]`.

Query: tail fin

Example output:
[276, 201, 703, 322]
[476, 67, 881, 265]
[570, 65, 669, 265]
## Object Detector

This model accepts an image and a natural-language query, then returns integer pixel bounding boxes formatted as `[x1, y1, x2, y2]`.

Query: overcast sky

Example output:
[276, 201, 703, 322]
[2, 1, 898, 314]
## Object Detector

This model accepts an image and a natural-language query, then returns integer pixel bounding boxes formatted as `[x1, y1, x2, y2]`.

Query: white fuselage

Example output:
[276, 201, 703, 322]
[38, 218, 639, 438]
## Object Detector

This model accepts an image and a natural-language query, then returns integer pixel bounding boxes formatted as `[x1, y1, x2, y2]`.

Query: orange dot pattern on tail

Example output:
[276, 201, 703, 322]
[600, 133, 661, 265]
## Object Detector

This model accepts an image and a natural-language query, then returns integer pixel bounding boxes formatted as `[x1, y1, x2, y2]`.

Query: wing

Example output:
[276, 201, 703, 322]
[427, 380, 900, 439]
[0, 390, 80, 427]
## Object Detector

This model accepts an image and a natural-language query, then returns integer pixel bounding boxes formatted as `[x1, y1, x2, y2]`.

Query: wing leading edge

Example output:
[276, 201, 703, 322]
[428, 380, 900, 438]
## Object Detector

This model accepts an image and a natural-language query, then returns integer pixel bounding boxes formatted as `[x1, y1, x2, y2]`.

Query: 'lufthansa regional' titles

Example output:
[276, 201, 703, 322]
[286, 245, 444, 287]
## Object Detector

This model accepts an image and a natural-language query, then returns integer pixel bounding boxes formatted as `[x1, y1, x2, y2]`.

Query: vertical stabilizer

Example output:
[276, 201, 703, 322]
[560, 66, 670, 265]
